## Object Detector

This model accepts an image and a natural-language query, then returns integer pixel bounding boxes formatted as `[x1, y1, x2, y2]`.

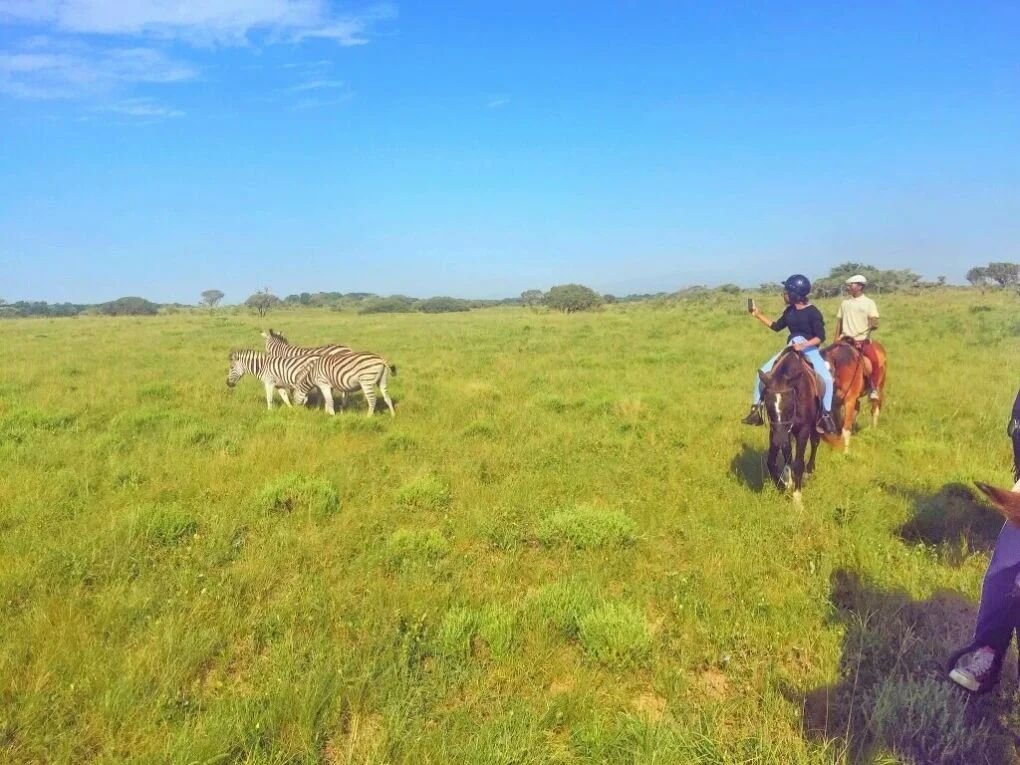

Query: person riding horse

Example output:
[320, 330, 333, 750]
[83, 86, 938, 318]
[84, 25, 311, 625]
[835, 274, 883, 400]
[742, 274, 838, 435]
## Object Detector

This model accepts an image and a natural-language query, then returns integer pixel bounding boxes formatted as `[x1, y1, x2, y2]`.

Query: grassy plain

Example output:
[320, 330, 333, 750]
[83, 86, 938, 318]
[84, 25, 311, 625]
[1, 289, 1018, 764]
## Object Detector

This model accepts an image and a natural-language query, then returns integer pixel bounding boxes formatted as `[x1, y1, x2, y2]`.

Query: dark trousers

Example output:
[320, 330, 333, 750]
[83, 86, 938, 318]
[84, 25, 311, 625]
[976, 495, 1020, 652]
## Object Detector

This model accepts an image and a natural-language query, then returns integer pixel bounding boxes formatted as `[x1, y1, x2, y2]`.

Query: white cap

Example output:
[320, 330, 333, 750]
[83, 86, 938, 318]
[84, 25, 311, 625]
[845, 274, 867, 285]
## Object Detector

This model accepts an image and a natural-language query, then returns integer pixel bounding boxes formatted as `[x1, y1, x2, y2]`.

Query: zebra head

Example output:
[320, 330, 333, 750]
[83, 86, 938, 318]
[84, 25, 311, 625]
[226, 351, 246, 388]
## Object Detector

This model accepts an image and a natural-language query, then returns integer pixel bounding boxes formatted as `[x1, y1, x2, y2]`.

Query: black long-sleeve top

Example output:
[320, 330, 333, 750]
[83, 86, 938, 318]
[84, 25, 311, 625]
[769, 304, 826, 344]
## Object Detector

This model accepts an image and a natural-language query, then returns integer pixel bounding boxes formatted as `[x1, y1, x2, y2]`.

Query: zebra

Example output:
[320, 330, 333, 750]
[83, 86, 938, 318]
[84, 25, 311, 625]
[261, 328, 353, 407]
[226, 349, 319, 410]
[293, 352, 397, 417]
[261, 328, 351, 357]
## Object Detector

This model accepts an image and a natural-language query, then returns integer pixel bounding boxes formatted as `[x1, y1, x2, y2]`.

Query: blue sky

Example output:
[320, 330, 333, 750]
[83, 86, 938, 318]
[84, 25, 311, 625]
[1, 1, 1018, 303]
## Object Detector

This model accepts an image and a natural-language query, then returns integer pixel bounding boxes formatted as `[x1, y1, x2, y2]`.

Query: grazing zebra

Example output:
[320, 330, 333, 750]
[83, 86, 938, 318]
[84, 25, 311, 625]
[226, 349, 318, 410]
[294, 352, 397, 417]
[261, 328, 351, 357]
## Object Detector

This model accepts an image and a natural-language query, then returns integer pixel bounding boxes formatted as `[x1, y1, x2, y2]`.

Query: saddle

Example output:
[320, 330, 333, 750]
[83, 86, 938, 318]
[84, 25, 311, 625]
[838, 337, 874, 377]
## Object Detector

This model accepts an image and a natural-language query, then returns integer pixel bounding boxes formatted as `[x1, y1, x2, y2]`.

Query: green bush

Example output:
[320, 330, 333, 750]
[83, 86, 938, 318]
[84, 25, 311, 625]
[537, 506, 638, 549]
[382, 529, 450, 570]
[252, 473, 340, 518]
[396, 474, 452, 512]
[577, 602, 652, 668]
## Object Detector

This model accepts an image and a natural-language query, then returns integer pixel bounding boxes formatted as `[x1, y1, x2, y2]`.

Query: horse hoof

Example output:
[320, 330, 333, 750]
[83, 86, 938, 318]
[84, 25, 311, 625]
[792, 491, 803, 505]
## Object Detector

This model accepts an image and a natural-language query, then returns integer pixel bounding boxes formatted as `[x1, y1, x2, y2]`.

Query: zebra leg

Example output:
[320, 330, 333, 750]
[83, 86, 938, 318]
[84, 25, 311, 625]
[278, 388, 293, 408]
[318, 383, 336, 415]
[263, 382, 275, 410]
[360, 380, 377, 417]
[380, 369, 395, 417]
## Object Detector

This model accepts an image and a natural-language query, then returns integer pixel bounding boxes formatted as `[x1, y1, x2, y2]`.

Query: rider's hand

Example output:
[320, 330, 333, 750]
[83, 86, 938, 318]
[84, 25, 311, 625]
[792, 342, 806, 352]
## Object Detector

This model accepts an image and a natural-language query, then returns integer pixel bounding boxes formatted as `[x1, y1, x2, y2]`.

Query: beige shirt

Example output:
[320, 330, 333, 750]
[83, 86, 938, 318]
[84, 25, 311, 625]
[836, 295, 879, 340]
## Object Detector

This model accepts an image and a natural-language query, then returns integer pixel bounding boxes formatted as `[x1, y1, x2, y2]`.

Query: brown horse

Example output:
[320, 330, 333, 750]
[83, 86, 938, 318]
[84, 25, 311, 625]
[758, 349, 821, 503]
[823, 339, 888, 452]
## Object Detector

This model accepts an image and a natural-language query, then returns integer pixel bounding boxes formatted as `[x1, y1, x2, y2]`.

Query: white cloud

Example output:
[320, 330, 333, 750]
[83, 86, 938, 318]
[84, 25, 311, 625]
[0, 40, 195, 99]
[0, 1, 396, 46]
[96, 97, 184, 119]
[290, 77, 345, 92]
[487, 95, 510, 109]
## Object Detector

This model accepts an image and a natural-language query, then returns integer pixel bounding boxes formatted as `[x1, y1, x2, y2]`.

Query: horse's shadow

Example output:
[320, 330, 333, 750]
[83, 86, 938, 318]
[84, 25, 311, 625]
[790, 569, 1015, 763]
[890, 482, 1002, 566]
[730, 442, 767, 492]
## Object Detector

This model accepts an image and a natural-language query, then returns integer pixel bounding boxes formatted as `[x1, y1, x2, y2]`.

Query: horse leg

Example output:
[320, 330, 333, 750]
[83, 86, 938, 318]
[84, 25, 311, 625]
[792, 429, 808, 504]
[766, 441, 784, 491]
[806, 429, 820, 475]
[781, 437, 794, 491]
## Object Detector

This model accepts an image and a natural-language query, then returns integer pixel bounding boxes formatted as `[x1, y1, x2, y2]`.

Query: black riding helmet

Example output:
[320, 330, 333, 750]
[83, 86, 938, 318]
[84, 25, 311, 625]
[782, 274, 811, 299]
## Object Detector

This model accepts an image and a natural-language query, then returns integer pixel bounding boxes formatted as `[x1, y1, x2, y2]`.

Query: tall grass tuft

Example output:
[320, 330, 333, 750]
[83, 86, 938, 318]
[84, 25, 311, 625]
[536, 505, 638, 549]
[577, 602, 652, 668]
[253, 473, 341, 518]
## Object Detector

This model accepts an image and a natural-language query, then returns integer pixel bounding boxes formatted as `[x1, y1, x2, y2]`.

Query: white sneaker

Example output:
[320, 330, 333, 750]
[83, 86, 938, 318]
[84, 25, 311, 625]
[868, 389, 880, 401]
[949, 646, 997, 692]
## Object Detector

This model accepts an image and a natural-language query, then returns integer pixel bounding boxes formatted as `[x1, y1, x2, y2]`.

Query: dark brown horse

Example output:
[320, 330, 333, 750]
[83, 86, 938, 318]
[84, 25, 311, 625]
[823, 338, 888, 452]
[758, 349, 821, 503]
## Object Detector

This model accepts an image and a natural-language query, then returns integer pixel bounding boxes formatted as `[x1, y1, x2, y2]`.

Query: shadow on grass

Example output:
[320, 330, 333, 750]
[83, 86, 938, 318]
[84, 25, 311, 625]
[791, 569, 1016, 764]
[300, 390, 400, 413]
[730, 442, 767, 492]
[891, 483, 1003, 565]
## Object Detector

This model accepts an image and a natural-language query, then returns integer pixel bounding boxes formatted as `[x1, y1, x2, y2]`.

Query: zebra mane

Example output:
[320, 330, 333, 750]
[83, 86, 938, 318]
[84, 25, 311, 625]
[264, 328, 288, 343]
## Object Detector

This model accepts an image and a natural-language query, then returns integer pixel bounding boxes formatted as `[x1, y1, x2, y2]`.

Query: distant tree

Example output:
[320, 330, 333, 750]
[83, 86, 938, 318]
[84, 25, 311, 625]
[984, 262, 1020, 289]
[716, 283, 741, 295]
[520, 289, 545, 307]
[602, 294, 617, 304]
[418, 296, 471, 313]
[965, 266, 989, 288]
[544, 284, 602, 314]
[759, 282, 783, 293]
[200, 289, 224, 309]
[936, 276, 946, 286]
[245, 288, 280, 317]
[100, 296, 159, 316]
[358, 295, 418, 314]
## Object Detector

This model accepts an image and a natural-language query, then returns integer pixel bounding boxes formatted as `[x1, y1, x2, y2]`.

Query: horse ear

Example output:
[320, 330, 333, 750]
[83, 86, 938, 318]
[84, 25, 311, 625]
[757, 370, 771, 386]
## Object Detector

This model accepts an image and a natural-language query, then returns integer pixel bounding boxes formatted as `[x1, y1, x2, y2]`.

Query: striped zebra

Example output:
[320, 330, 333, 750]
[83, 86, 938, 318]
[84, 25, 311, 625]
[226, 349, 318, 410]
[294, 352, 397, 417]
[261, 328, 351, 357]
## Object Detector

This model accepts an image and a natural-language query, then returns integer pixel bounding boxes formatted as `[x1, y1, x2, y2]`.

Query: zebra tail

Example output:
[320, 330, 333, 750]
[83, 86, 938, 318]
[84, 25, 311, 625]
[389, 364, 397, 376]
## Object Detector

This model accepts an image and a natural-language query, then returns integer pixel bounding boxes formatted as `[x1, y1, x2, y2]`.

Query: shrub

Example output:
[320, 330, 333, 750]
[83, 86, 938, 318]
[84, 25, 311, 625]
[418, 296, 471, 313]
[577, 602, 652, 668]
[382, 529, 450, 570]
[358, 295, 418, 314]
[99, 296, 159, 316]
[544, 284, 602, 313]
[537, 506, 638, 549]
[396, 474, 452, 512]
[253, 474, 340, 518]
[530, 579, 601, 638]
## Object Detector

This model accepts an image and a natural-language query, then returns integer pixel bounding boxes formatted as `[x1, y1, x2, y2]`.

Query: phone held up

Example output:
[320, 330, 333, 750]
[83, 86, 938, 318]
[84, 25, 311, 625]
[746, 298, 755, 314]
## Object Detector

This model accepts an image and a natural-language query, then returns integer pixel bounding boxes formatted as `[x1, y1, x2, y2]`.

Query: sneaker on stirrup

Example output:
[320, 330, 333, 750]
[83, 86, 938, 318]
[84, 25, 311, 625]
[948, 645, 1000, 694]
[741, 405, 764, 426]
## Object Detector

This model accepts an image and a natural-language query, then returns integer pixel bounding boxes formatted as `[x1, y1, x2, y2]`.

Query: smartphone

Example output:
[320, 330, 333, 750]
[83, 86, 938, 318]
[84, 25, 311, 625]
[747, 298, 755, 313]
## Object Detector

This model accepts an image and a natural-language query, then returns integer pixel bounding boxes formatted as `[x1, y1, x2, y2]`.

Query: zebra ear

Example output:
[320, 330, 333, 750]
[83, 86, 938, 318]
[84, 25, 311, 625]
[261, 329, 270, 338]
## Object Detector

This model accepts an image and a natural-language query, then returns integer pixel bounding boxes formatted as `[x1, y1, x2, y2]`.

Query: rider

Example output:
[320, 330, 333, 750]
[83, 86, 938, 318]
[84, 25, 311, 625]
[835, 274, 882, 400]
[742, 274, 838, 434]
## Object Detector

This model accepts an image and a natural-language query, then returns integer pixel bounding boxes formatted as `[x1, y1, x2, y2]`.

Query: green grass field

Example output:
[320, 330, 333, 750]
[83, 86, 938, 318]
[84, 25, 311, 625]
[1, 290, 1018, 764]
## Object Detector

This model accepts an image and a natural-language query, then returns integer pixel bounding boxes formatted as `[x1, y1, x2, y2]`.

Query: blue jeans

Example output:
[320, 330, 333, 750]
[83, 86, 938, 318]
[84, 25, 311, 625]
[753, 335, 833, 411]
[974, 486, 1020, 652]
